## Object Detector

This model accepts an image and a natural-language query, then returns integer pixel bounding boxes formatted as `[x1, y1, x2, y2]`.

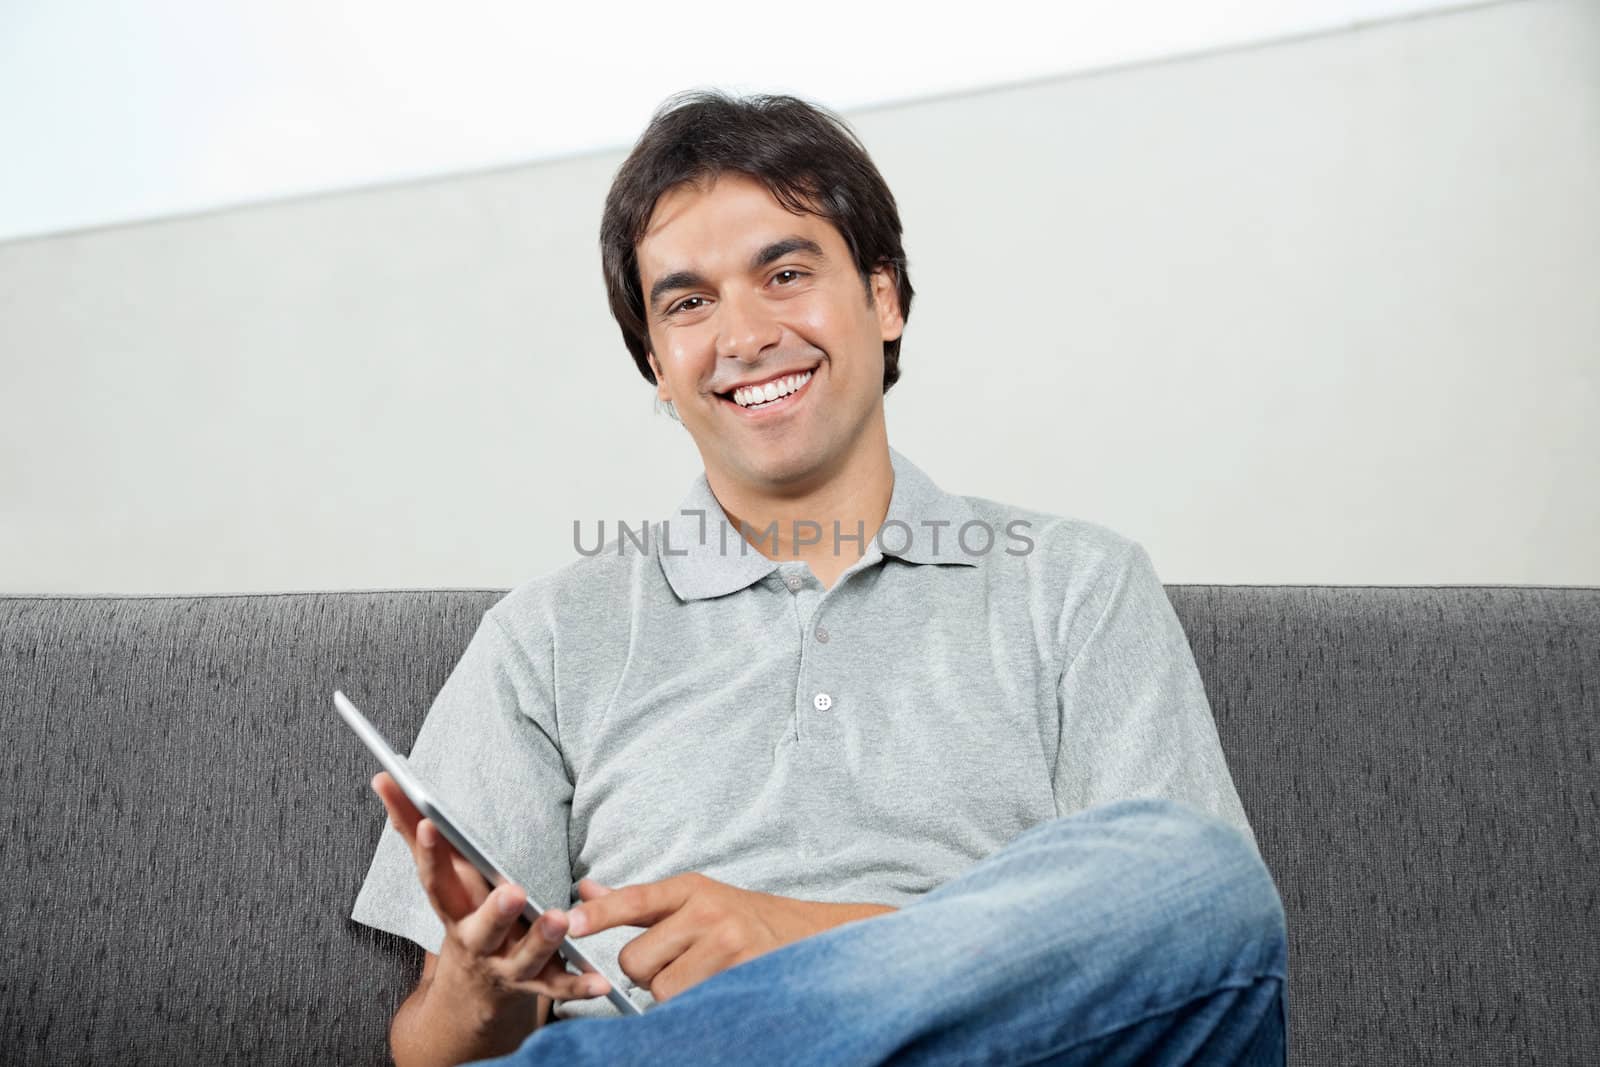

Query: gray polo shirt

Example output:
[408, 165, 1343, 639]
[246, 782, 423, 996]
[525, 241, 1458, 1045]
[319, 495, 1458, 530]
[350, 446, 1257, 1020]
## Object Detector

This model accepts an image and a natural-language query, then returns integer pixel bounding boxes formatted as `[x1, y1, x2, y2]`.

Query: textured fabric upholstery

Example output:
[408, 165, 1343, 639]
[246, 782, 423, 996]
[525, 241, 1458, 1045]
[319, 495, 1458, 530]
[0, 586, 1595, 1065]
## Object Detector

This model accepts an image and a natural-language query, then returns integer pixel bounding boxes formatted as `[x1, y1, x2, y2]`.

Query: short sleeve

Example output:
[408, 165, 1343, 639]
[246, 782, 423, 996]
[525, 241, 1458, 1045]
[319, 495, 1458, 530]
[1052, 541, 1260, 855]
[349, 608, 574, 954]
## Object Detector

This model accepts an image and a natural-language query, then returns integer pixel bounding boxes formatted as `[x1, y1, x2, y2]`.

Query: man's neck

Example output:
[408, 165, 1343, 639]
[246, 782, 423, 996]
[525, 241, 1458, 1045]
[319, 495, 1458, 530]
[707, 431, 894, 591]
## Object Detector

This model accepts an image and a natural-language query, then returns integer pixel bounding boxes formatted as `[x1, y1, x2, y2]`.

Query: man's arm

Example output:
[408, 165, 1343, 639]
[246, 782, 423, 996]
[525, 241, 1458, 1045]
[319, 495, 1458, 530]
[351, 607, 582, 1063]
[368, 766, 605, 1067]
[561, 874, 900, 1005]
[389, 899, 891, 1066]
[1052, 539, 1259, 849]
[389, 951, 550, 1067]
[803, 901, 899, 928]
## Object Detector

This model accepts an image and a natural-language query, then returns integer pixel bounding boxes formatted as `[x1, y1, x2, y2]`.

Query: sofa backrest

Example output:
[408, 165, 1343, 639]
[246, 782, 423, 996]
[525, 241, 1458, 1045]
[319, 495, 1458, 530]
[1, 586, 1595, 1065]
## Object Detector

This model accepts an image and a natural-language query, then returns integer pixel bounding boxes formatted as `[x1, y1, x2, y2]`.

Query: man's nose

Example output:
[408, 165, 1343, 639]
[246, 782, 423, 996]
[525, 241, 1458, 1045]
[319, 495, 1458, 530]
[714, 287, 782, 362]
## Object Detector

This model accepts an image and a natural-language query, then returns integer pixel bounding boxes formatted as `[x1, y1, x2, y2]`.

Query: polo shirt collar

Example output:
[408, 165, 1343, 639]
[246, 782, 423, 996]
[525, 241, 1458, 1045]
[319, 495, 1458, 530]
[658, 446, 979, 602]
[877, 446, 982, 568]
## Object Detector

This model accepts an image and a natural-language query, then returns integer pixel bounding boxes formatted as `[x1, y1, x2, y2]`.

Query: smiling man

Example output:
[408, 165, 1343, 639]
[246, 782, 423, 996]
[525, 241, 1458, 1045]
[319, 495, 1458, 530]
[634, 171, 903, 591]
[351, 90, 1289, 1066]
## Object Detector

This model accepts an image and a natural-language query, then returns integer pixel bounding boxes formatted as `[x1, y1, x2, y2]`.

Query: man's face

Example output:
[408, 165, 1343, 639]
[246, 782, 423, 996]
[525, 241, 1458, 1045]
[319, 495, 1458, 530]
[638, 171, 904, 494]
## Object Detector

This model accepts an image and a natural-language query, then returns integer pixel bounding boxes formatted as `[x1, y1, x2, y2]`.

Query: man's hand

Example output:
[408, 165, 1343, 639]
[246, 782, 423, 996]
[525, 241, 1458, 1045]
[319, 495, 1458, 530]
[564, 872, 895, 1003]
[369, 772, 610, 1007]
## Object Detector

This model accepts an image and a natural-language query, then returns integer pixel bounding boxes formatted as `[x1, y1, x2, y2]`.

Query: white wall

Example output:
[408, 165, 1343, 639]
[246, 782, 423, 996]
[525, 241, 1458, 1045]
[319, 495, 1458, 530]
[0, 0, 1480, 243]
[2, 0, 1595, 594]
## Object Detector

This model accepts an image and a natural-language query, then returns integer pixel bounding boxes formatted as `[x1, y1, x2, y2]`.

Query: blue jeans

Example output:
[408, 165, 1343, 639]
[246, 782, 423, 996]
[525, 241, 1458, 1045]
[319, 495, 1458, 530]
[472, 797, 1289, 1066]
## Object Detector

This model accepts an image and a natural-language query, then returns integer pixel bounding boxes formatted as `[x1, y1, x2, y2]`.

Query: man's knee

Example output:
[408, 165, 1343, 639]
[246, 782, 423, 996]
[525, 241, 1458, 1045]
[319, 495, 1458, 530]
[1043, 797, 1287, 972]
[1130, 797, 1286, 972]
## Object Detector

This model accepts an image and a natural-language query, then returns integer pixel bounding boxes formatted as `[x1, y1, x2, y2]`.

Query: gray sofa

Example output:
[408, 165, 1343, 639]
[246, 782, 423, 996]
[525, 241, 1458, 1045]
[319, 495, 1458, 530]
[2, 585, 1595, 1065]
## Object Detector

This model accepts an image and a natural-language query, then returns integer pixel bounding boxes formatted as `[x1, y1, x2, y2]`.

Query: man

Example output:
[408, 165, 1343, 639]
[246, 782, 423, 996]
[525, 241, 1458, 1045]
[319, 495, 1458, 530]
[351, 89, 1288, 1066]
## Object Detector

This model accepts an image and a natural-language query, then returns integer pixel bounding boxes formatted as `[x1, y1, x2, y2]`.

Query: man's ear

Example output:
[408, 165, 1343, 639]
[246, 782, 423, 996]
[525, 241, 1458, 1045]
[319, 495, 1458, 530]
[646, 351, 671, 402]
[871, 265, 905, 344]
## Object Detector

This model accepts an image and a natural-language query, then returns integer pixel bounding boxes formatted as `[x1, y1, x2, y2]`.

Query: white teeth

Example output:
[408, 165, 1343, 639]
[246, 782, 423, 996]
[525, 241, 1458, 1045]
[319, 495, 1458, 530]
[733, 369, 812, 408]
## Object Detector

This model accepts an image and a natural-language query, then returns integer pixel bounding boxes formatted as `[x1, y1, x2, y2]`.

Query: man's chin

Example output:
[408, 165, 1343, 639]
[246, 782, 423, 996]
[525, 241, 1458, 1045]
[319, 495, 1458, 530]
[718, 442, 833, 492]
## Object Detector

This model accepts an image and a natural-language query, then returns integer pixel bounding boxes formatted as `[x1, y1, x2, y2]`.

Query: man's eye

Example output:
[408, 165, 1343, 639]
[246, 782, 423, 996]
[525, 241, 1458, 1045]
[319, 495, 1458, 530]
[667, 272, 806, 316]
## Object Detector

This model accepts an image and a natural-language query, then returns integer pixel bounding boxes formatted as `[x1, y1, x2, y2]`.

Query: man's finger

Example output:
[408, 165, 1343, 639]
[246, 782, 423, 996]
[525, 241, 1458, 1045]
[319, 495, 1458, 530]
[506, 904, 572, 978]
[568, 877, 690, 936]
[576, 878, 614, 901]
[610, 908, 701, 992]
[416, 818, 480, 921]
[455, 882, 527, 958]
[372, 773, 422, 846]
[448, 850, 495, 911]
[641, 933, 728, 1004]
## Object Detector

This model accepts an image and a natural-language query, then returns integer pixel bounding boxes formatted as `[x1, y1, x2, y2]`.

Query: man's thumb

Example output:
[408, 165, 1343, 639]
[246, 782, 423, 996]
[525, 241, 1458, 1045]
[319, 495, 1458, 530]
[577, 878, 614, 899]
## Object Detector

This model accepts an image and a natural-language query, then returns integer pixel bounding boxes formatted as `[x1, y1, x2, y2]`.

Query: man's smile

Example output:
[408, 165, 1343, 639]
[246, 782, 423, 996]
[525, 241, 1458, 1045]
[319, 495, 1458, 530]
[715, 365, 820, 416]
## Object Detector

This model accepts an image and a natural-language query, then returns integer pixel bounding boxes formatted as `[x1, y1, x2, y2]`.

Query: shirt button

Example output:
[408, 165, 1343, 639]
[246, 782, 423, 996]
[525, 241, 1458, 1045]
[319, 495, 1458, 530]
[813, 692, 833, 711]
[784, 575, 803, 592]
[815, 625, 830, 643]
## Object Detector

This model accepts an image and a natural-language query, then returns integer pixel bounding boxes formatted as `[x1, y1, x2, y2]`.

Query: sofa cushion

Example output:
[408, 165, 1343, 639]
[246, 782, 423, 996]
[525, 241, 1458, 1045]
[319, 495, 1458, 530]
[0, 586, 1595, 1065]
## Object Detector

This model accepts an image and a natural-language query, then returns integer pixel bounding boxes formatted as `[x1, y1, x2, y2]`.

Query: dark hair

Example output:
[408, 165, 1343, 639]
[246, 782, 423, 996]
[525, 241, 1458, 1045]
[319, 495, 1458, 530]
[600, 89, 914, 394]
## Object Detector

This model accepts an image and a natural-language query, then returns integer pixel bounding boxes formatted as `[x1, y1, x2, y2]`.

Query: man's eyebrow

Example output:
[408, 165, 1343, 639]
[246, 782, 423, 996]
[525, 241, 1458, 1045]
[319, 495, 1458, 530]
[750, 235, 825, 271]
[648, 235, 826, 313]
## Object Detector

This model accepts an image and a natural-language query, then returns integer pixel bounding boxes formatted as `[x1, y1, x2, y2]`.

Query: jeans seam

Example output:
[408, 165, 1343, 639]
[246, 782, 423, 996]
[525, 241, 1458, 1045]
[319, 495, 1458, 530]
[1009, 972, 1287, 1067]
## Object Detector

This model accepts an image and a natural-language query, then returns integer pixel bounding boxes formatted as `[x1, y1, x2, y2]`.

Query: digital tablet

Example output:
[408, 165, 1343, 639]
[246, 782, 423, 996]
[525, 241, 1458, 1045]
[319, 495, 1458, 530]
[333, 689, 643, 1017]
